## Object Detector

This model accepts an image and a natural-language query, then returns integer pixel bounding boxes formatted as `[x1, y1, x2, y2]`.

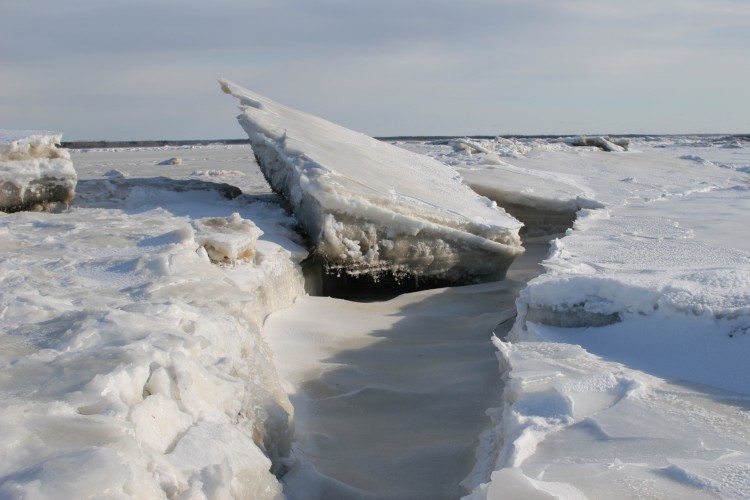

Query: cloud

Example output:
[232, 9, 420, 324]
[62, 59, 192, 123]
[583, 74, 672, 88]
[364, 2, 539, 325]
[1, 0, 748, 138]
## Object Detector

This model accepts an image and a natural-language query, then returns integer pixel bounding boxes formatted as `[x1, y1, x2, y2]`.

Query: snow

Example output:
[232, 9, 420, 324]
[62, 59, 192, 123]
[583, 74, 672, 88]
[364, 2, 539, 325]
[2, 110, 749, 498]
[219, 79, 523, 283]
[0, 130, 77, 212]
[391, 134, 750, 498]
[264, 258, 539, 499]
[0, 146, 307, 498]
[567, 135, 630, 152]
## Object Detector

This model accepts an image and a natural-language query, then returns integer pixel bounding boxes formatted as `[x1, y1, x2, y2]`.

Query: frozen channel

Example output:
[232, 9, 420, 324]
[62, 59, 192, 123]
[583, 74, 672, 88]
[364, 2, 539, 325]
[265, 239, 552, 499]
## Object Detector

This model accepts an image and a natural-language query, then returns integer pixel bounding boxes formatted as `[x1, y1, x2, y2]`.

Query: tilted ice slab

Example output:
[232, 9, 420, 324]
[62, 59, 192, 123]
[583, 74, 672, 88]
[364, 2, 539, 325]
[0, 130, 77, 211]
[219, 80, 523, 282]
[0, 180, 307, 498]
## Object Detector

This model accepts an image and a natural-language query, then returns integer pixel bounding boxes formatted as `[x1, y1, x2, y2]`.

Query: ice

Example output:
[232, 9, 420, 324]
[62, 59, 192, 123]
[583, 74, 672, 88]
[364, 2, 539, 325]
[567, 135, 630, 152]
[0, 130, 77, 212]
[512, 208, 750, 335]
[467, 335, 750, 499]
[264, 252, 543, 498]
[158, 156, 183, 165]
[3, 130, 750, 499]
[0, 147, 307, 498]
[444, 136, 750, 499]
[219, 79, 523, 283]
[194, 212, 263, 264]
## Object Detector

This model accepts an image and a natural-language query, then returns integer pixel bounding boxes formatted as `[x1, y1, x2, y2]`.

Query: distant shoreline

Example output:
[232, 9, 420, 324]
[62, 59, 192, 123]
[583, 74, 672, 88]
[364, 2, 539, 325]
[61, 134, 749, 149]
[60, 138, 251, 149]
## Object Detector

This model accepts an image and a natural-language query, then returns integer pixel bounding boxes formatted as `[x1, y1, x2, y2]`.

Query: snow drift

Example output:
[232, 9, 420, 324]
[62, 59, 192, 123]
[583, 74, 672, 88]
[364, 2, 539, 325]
[2, 135, 749, 498]
[0, 130, 77, 212]
[219, 79, 523, 283]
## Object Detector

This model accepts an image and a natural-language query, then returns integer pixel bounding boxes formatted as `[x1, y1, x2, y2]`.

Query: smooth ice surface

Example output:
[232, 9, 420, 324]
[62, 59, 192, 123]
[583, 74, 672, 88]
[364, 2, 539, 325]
[0, 145, 307, 498]
[0, 129, 77, 211]
[220, 80, 523, 282]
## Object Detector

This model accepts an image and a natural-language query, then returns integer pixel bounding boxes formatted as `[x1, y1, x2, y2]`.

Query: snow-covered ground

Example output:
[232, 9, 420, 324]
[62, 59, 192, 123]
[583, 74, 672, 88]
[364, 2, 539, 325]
[1, 124, 748, 498]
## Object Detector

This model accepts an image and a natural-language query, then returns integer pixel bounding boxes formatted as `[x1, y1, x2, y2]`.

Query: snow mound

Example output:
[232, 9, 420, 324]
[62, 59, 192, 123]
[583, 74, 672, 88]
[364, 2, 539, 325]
[0, 130, 77, 212]
[192, 169, 246, 177]
[219, 79, 523, 283]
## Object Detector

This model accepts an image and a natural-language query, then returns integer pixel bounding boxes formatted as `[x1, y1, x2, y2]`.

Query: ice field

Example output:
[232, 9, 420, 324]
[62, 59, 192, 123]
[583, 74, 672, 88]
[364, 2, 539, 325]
[1, 100, 749, 499]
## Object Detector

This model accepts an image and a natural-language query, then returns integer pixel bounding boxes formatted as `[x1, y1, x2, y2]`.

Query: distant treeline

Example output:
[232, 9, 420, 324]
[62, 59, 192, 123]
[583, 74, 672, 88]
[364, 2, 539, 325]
[62, 134, 749, 149]
[378, 134, 750, 142]
[61, 139, 251, 149]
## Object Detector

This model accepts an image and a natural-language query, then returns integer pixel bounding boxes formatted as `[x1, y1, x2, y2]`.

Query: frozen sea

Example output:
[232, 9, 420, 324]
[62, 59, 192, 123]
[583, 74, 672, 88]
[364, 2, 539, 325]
[1, 126, 749, 498]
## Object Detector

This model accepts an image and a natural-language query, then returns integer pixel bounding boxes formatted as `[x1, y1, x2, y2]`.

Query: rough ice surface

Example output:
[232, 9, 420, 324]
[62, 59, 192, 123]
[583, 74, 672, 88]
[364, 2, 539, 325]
[0, 146, 307, 499]
[219, 79, 523, 283]
[0, 130, 77, 212]
[2, 129, 750, 499]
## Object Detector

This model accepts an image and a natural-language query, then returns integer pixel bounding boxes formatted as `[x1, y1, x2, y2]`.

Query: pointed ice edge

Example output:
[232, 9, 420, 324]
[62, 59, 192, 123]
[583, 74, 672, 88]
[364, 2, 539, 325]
[220, 79, 524, 283]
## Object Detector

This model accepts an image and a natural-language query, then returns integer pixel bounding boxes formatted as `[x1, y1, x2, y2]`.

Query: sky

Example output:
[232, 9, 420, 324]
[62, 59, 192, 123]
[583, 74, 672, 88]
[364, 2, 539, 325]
[1, 0, 749, 140]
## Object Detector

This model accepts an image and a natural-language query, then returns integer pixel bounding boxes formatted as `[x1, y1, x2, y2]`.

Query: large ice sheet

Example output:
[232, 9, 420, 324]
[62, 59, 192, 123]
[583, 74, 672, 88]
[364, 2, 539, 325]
[0, 130, 77, 211]
[219, 80, 523, 283]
